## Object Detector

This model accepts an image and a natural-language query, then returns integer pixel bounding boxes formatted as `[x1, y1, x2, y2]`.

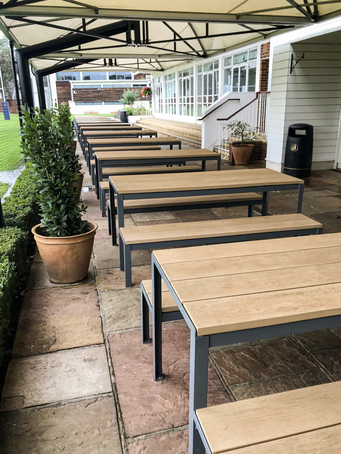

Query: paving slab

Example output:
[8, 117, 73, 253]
[128, 429, 188, 454]
[109, 322, 230, 438]
[94, 238, 151, 269]
[230, 369, 331, 401]
[97, 266, 151, 291]
[294, 329, 341, 352]
[0, 396, 121, 454]
[313, 349, 341, 380]
[131, 211, 176, 223]
[12, 287, 103, 357]
[27, 261, 96, 291]
[0, 345, 112, 412]
[212, 206, 260, 219]
[100, 288, 141, 333]
[172, 208, 220, 222]
[211, 337, 324, 385]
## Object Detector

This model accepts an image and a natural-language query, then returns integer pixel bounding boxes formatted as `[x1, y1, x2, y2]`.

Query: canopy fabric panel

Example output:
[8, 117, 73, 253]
[0, 0, 341, 73]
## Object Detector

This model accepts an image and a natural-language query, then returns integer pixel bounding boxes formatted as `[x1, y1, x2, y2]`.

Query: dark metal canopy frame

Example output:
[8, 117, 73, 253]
[0, 0, 337, 111]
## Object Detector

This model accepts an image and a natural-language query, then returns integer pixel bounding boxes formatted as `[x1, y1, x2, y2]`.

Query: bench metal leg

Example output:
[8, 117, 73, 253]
[141, 287, 151, 344]
[153, 262, 164, 381]
[297, 183, 304, 213]
[261, 191, 269, 216]
[248, 204, 253, 217]
[119, 233, 124, 271]
[189, 333, 209, 454]
[124, 244, 132, 287]
[91, 165, 95, 185]
[100, 189, 106, 217]
[107, 203, 112, 236]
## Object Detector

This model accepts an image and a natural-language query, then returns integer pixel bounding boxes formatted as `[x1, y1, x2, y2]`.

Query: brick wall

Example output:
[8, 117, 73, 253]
[56, 81, 72, 104]
[0, 99, 18, 114]
[259, 43, 270, 92]
[73, 86, 141, 103]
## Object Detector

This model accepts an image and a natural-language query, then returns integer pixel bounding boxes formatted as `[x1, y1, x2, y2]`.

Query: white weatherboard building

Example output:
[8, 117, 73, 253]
[151, 17, 341, 172]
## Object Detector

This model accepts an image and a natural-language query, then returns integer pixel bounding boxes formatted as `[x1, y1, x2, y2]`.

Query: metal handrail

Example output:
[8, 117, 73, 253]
[198, 97, 240, 121]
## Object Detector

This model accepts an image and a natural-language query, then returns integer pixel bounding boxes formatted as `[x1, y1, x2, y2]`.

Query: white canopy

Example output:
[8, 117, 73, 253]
[0, 1, 340, 73]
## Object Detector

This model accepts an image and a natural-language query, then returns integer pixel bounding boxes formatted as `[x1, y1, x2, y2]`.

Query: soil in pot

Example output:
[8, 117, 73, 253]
[32, 221, 98, 284]
[231, 144, 254, 165]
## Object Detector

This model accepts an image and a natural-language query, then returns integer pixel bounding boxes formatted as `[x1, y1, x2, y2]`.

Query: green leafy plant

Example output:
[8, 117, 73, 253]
[120, 89, 139, 107]
[125, 107, 133, 116]
[224, 121, 258, 145]
[20, 105, 88, 237]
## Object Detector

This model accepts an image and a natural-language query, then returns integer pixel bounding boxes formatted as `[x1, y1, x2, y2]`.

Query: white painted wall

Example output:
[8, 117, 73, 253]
[267, 23, 341, 171]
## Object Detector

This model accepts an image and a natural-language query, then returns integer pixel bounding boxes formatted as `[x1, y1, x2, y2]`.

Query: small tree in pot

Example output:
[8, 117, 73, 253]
[20, 105, 97, 284]
[225, 120, 258, 165]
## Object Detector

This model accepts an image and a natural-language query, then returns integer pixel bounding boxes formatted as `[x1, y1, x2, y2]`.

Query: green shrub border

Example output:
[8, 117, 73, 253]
[0, 162, 40, 378]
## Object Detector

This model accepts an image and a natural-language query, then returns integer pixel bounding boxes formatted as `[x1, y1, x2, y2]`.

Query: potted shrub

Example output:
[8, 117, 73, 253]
[119, 89, 139, 122]
[225, 120, 258, 165]
[20, 105, 97, 284]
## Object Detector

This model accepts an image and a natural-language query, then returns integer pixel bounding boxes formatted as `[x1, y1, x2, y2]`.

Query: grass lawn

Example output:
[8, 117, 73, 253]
[0, 114, 23, 172]
[0, 182, 9, 198]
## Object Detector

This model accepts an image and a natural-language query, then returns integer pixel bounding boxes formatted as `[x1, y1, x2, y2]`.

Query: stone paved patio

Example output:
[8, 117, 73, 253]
[0, 143, 341, 453]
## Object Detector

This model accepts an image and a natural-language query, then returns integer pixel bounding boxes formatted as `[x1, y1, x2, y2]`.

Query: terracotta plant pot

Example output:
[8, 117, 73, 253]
[75, 171, 85, 201]
[32, 221, 98, 284]
[231, 143, 254, 165]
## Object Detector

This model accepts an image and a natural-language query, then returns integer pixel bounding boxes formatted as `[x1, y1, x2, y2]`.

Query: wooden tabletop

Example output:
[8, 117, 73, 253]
[88, 137, 181, 146]
[153, 232, 341, 336]
[81, 126, 142, 131]
[95, 148, 218, 160]
[83, 129, 156, 137]
[110, 168, 303, 194]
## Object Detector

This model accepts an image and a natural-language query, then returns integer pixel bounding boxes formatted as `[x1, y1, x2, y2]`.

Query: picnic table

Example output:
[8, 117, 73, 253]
[95, 148, 221, 196]
[150, 232, 341, 453]
[86, 137, 181, 168]
[109, 168, 305, 240]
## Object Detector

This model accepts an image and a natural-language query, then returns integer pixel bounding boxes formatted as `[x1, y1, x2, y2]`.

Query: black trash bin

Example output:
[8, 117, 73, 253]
[120, 110, 128, 123]
[284, 123, 313, 178]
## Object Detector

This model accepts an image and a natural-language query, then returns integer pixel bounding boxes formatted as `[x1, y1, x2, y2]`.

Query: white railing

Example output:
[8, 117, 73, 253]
[217, 92, 270, 159]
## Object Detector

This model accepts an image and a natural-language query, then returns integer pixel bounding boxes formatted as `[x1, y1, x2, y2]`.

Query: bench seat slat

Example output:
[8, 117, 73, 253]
[142, 280, 178, 313]
[196, 381, 341, 454]
[120, 214, 321, 245]
[100, 165, 201, 177]
[106, 192, 262, 208]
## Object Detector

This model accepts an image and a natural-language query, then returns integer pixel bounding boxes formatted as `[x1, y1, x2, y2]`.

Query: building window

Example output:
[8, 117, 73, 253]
[73, 85, 101, 89]
[56, 72, 81, 81]
[153, 77, 163, 114]
[108, 71, 132, 80]
[164, 73, 176, 115]
[223, 48, 258, 93]
[197, 60, 219, 117]
[178, 68, 194, 116]
[82, 72, 107, 81]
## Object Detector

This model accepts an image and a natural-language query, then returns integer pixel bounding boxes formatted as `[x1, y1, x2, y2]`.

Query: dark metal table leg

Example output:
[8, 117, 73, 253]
[261, 191, 269, 216]
[152, 261, 164, 381]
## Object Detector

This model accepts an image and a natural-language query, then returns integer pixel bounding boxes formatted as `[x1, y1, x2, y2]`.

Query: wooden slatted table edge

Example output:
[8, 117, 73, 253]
[101, 165, 201, 177]
[183, 281, 341, 336]
[95, 148, 218, 160]
[141, 280, 178, 313]
[88, 137, 181, 145]
[153, 232, 341, 264]
[84, 129, 157, 136]
[196, 381, 341, 454]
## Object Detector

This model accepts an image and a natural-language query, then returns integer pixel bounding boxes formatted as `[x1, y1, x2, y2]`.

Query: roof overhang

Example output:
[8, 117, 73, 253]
[1, 1, 341, 74]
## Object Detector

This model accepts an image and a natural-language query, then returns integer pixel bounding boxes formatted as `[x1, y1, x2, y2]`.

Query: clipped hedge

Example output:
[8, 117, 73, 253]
[2, 162, 40, 232]
[0, 257, 17, 367]
[0, 162, 39, 374]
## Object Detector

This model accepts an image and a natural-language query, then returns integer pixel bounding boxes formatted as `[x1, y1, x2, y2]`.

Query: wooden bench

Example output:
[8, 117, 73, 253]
[107, 191, 263, 242]
[88, 145, 162, 178]
[195, 381, 341, 454]
[101, 165, 202, 215]
[119, 213, 323, 287]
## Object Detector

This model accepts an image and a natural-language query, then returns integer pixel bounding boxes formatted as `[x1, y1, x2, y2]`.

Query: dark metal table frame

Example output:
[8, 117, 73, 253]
[85, 137, 181, 170]
[151, 253, 341, 454]
[79, 125, 142, 152]
[109, 179, 305, 252]
[85, 131, 160, 168]
[95, 152, 221, 200]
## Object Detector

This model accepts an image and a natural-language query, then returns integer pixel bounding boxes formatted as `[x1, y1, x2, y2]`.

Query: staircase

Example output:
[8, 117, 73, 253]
[136, 117, 202, 147]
